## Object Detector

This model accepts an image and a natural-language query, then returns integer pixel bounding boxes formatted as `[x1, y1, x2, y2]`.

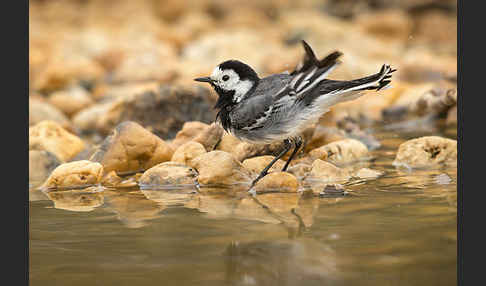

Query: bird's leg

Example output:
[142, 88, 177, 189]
[250, 139, 292, 188]
[282, 137, 303, 172]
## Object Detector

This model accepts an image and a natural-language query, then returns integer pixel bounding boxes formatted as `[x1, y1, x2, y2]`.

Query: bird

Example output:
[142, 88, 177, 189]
[194, 40, 396, 188]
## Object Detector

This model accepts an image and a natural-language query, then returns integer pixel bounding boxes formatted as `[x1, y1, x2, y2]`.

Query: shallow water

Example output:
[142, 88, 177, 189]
[29, 126, 457, 286]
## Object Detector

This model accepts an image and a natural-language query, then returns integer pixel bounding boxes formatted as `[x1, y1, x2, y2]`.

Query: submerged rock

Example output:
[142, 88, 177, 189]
[29, 150, 61, 185]
[393, 136, 457, 169]
[253, 172, 299, 193]
[90, 121, 174, 174]
[354, 168, 384, 179]
[190, 151, 252, 186]
[309, 139, 370, 166]
[171, 141, 207, 166]
[139, 162, 198, 187]
[41, 160, 103, 190]
[29, 120, 86, 162]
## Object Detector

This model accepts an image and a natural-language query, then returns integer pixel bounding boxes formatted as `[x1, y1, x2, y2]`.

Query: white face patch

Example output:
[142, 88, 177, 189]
[210, 67, 254, 103]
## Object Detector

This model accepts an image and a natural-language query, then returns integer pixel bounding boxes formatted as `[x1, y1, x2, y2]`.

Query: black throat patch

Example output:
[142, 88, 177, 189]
[212, 84, 235, 132]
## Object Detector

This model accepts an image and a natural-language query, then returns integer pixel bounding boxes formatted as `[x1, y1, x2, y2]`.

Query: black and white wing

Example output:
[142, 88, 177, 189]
[271, 40, 343, 111]
[274, 40, 396, 109]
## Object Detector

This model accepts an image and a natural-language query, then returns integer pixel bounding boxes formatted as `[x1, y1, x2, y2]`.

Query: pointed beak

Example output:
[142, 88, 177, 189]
[194, 76, 212, 83]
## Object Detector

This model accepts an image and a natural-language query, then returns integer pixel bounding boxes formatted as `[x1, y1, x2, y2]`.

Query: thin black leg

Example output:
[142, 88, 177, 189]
[250, 139, 292, 188]
[282, 137, 302, 172]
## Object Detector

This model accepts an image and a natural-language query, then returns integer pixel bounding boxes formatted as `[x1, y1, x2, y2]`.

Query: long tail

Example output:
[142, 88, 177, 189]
[315, 64, 397, 104]
[286, 40, 396, 108]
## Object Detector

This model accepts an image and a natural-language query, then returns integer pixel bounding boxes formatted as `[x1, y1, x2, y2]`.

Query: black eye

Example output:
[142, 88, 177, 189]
[222, 75, 230, 81]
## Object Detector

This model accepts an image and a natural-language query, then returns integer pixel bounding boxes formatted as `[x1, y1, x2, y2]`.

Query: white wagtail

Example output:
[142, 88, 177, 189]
[195, 40, 395, 187]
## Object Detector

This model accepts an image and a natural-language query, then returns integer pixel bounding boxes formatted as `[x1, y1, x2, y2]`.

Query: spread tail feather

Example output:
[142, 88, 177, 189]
[307, 64, 397, 107]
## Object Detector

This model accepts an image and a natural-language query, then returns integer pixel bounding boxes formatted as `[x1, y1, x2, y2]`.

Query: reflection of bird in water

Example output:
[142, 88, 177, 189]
[224, 239, 337, 286]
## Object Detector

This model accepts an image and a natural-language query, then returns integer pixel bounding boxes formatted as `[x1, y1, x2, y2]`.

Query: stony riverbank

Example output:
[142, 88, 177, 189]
[29, 0, 457, 195]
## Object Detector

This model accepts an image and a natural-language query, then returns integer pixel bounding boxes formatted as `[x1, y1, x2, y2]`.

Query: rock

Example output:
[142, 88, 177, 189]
[171, 141, 207, 166]
[387, 83, 437, 109]
[91, 81, 160, 101]
[139, 162, 198, 187]
[303, 126, 346, 153]
[309, 139, 370, 166]
[32, 55, 105, 93]
[110, 41, 178, 83]
[242, 156, 286, 175]
[96, 85, 217, 138]
[192, 123, 225, 151]
[90, 121, 174, 174]
[216, 133, 243, 153]
[171, 121, 210, 147]
[393, 136, 457, 169]
[435, 173, 453, 185]
[253, 172, 299, 193]
[116, 174, 143, 188]
[29, 150, 61, 186]
[217, 125, 315, 163]
[190, 151, 252, 186]
[408, 87, 457, 117]
[100, 171, 124, 187]
[319, 184, 349, 198]
[29, 121, 86, 162]
[29, 98, 72, 129]
[72, 101, 115, 133]
[41, 160, 104, 190]
[231, 141, 292, 163]
[46, 186, 104, 212]
[304, 159, 351, 186]
[47, 86, 94, 117]
[336, 117, 381, 150]
[171, 122, 224, 151]
[354, 168, 384, 179]
[287, 163, 312, 179]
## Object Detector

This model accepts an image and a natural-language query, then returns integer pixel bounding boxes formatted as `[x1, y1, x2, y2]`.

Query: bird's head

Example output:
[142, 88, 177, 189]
[194, 60, 260, 108]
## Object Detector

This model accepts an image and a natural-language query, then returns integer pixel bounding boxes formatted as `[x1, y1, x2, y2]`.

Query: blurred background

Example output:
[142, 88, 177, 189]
[29, 0, 457, 140]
